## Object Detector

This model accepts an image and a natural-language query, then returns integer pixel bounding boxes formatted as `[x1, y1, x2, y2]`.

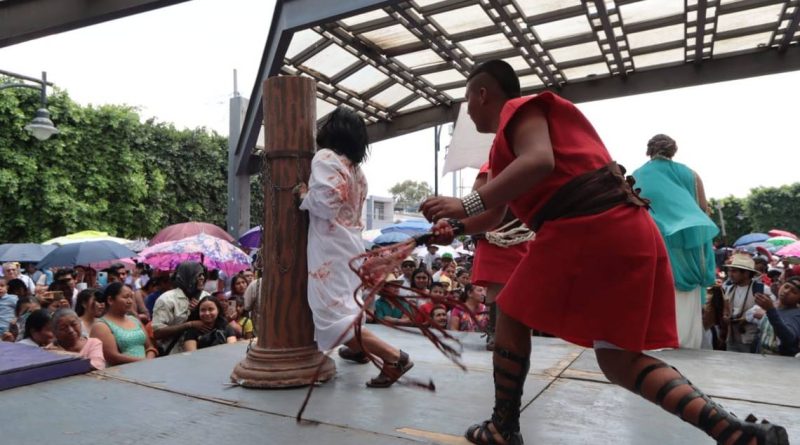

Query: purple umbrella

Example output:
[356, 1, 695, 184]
[238, 226, 262, 249]
[140, 233, 251, 275]
[149, 222, 233, 246]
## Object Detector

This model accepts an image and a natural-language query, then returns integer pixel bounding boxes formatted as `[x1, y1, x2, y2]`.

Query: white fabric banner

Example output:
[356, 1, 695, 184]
[443, 104, 495, 175]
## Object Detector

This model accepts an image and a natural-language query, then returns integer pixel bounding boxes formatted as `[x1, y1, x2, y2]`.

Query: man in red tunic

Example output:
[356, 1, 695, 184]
[421, 60, 787, 445]
[470, 162, 529, 350]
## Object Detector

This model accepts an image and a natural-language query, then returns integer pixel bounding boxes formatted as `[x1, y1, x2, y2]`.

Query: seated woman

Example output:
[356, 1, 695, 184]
[91, 282, 157, 365]
[448, 284, 489, 332]
[50, 308, 106, 370]
[182, 297, 237, 351]
[75, 288, 105, 337]
[18, 309, 54, 347]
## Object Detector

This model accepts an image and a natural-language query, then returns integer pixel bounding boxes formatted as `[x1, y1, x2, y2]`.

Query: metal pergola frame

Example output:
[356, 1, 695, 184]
[232, 0, 800, 177]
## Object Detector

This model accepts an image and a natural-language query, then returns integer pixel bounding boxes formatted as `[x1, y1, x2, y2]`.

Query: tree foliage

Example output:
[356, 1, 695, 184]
[708, 184, 800, 245]
[745, 184, 800, 236]
[388, 180, 432, 210]
[0, 80, 259, 242]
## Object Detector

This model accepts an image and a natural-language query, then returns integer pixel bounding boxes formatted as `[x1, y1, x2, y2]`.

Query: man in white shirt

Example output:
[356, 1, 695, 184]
[723, 254, 773, 353]
[1, 262, 35, 294]
[152, 262, 210, 355]
[432, 253, 454, 282]
[423, 245, 439, 273]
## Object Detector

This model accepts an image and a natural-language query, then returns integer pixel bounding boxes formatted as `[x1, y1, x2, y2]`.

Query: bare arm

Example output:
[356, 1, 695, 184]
[183, 339, 198, 352]
[90, 322, 143, 365]
[152, 320, 193, 340]
[694, 171, 709, 213]
[419, 104, 553, 225]
[447, 313, 460, 331]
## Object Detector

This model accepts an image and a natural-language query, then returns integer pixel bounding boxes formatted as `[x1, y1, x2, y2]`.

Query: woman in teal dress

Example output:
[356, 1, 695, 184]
[633, 134, 719, 349]
[90, 282, 157, 365]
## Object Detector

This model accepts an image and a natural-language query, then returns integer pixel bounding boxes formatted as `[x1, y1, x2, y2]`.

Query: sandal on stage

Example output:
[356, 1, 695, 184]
[366, 350, 413, 388]
[635, 363, 789, 445]
[465, 347, 529, 445]
[338, 346, 369, 364]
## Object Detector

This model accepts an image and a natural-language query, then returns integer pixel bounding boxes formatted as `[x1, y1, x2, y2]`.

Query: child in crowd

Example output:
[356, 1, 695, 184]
[18, 309, 54, 347]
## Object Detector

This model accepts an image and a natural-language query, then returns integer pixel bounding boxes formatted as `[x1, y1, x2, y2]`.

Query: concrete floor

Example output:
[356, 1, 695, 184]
[4, 326, 799, 444]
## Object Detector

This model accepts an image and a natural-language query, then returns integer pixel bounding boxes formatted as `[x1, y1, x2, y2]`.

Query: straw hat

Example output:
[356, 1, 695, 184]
[724, 253, 760, 274]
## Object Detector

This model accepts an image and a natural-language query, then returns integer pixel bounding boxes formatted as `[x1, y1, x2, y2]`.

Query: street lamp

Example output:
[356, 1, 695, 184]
[0, 69, 59, 141]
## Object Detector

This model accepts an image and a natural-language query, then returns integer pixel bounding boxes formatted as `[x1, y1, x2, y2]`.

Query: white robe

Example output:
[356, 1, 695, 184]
[300, 149, 367, 350]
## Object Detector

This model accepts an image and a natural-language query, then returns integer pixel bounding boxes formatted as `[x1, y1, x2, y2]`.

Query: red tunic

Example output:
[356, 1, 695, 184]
[471, 162, 529, 287]
[489, 92, 678, 351]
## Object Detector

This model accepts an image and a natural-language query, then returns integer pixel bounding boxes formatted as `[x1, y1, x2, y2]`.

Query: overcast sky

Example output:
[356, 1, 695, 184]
[1, 0, 797, 201]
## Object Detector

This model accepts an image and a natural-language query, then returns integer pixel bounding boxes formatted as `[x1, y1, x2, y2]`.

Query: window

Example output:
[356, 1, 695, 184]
[375, 202, 386, 221]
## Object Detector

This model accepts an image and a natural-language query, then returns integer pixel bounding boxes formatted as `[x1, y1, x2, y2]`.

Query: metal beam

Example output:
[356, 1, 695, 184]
[481, 0, 560, 86]
[364, 47, 800, 146]
[316, 23, 451, 105]
[366, 103, 459, 143]
[0, 0, 191, 48]
[585, 0, 631, 75]
[693, 0, 709, 62]
[235, 0, 404, 175]
[387, 3, 473, 76]
[287, 39, 333, 66]
[537, 46, 800, 103]
[778, 2, 800, 52]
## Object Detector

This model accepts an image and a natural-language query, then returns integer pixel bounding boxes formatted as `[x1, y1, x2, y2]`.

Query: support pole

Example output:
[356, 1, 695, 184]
[231, 76, 335, 388]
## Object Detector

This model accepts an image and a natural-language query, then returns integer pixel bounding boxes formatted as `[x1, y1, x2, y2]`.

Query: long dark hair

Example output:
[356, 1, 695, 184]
[316, 107, 369, 165]
[24, 309, 51, 339]
[411, 267, 432, 291]
[188, 297, 228, 330]
[75, 288, 102, 317]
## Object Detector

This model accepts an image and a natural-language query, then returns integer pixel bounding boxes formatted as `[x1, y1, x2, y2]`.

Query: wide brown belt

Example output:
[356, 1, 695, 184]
[528, 161, 650, 232]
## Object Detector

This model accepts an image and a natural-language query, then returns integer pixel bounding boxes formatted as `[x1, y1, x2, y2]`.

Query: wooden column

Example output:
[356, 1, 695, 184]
[231, 76, 335, 387]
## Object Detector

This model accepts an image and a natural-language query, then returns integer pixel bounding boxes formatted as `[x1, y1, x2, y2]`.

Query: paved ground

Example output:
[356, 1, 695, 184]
[6, 325, 799, 444]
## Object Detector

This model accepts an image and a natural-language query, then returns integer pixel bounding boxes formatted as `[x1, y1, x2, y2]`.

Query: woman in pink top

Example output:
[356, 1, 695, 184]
[50, 308, 106, 370]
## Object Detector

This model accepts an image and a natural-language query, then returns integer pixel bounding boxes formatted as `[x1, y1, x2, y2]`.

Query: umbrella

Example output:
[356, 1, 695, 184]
[373, 232, 412, 245]
[140, 233, 251, 276]
[733, 233, 769, 247]
[362, 229, 383, 242]
[89, 257, 137, 271]
[766, 236, 796, 247]
[0, 243, 56, 262]
[768, 229, 797, 240]
[37, 241, 136, 270]
[380, 219, 432, 236]
[238, 226, 262, 249]
[42, 230, 133, 246]
[413, 244, 461, 259]
[738, 242, 779, 255]
[149, 222, 233, 246]
[776, 241, 800, 257]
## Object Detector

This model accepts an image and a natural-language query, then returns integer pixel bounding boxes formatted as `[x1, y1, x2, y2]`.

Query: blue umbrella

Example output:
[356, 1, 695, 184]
[238, 226, 262, 249]
[0, 243, 56, 262]
[37, 241, 135, 269]
[380, 219, 432, 236]
[373, 232, 412, 245]
[733, 233, 769, 247]
[738, 242, 779, 254]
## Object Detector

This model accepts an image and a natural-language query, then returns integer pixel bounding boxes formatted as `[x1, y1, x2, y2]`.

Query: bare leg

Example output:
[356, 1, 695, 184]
[344, 328, 400, 363]
[595, 347, 787, 445]
[466, 306, 531, 445]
